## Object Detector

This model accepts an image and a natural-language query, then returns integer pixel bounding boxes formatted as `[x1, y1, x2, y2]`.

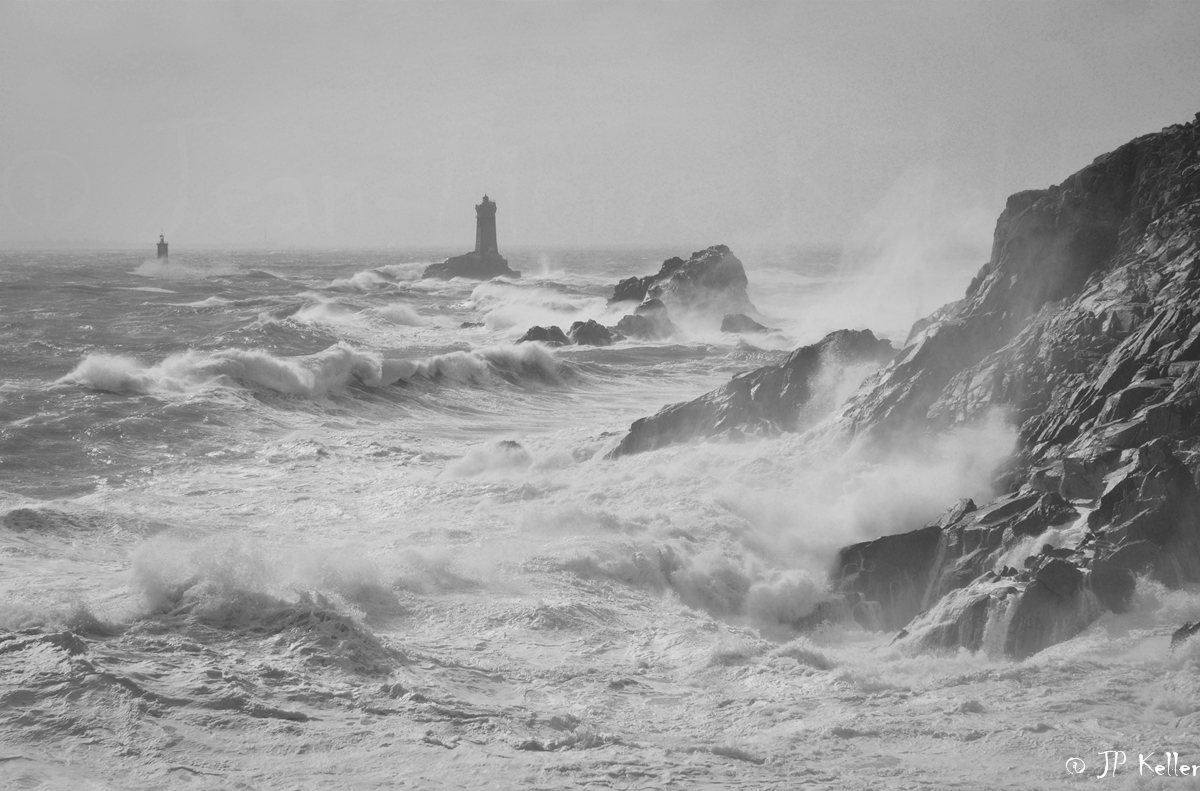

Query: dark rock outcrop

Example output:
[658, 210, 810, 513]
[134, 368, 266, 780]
[517, 325, 570, 346]
[608, 245, 758, 319]
[568, 319, 613, 347]
[422, 250, 520, 281]
[1172, 620, 1200, 648]
[609, 329, 895, 457]
[721, 313, 776, 334]
[612, 299, 678, 342]
[824, 114, 1200, 658]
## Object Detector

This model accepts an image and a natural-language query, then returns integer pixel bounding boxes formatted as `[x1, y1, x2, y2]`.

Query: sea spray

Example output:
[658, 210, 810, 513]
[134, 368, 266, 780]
[469, 279, 615, 333]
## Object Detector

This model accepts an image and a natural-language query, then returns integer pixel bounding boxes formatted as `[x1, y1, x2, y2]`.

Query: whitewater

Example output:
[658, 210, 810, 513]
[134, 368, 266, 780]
[2, 247, 1198, 790]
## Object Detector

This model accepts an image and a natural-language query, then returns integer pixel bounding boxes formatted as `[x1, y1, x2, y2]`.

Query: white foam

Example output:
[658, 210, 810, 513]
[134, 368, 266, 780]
[328, 270, 394, 292]
[56, 340, 568, 397]
[56, 343, 403, 396]
[469, 280, 616, 335]
[405, 342, 566, 386]
[374, 302, 428, 326]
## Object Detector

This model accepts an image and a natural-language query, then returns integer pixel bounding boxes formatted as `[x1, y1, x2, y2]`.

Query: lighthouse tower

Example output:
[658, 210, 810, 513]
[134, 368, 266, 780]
[474, 195, 498, 256]
[419, 194, 518, 279]
[156, 233, 169, 260]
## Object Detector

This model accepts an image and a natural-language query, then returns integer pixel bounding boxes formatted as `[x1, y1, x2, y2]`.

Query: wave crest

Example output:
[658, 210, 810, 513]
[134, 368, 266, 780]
[57, 342, 568, 397]
[57, 344, 398, 396]
[406, 343, 566, 386]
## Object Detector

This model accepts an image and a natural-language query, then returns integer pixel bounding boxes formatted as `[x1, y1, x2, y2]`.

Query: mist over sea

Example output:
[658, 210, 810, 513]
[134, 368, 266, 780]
[3, 247, 1199, 789]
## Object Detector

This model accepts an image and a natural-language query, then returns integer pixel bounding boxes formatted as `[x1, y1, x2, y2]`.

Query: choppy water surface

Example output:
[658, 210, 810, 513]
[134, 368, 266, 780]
[1, 248, 1198, 790]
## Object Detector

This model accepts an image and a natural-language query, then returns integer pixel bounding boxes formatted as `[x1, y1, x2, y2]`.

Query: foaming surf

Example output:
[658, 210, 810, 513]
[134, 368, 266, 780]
[12, 245, 1156, 790]
[56, 340, 573, 397]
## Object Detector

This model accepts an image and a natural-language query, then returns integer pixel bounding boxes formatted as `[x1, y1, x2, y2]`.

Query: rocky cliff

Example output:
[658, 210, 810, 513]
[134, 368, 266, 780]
[609, 113, 1200, 658]
[833, 114, 1200, 657]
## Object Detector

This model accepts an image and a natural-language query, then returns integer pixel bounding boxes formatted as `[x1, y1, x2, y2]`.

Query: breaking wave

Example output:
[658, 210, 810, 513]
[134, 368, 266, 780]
[56, 342, 570, 398]
[469, 280, 616, 334]
[328, 263, 424, 292]
[404, 343, 568, 386]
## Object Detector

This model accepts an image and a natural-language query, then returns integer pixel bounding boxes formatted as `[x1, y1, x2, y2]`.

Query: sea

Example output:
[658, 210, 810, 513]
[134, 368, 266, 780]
[2, 247, 1198, 790]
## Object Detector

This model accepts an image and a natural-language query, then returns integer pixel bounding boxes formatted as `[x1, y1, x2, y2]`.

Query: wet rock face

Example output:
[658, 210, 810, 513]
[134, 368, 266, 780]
[720, 314, 776, 334]
[607, 245, 758, 319]
[609, 329, 895, 457]
[835, 525, 944, 632]
[828, 115, 1200, 658]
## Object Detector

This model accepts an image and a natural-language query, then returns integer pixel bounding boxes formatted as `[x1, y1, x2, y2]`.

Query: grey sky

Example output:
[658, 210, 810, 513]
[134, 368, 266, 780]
[1, 1, 1197, 250]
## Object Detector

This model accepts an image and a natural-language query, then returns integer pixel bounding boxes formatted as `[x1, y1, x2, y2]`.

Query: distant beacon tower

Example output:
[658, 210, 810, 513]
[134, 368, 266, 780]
[156, 233, 168, 260]
[474, 195, 498, 255]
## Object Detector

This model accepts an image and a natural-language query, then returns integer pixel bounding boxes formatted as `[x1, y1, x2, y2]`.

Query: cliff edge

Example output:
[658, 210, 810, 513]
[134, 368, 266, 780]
[833, 113, 1200, 657]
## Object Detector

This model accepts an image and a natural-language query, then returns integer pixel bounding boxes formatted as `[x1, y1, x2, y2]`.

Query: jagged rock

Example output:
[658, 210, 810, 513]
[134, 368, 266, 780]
[823, 113, 1200, 658]
[613, 299, 678, 342]
[568, 319, 613, 347]
[841, 118, 1200, 443]
[898, 559, 1096, 659]
[836, 486, 1086, 638]
[610, 329, 894, 457]
[611, 274, 655, 305]
[1004, 560, 1094, 660]
[1171, 621, 1200, 648]
[516, 326, 569, 346]
[721, 313, 776, 334]
[608, 245, 758, 318]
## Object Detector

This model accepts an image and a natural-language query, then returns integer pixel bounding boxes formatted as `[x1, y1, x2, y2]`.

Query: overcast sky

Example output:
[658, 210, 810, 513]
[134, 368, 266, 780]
[1, 1, 1198, 250]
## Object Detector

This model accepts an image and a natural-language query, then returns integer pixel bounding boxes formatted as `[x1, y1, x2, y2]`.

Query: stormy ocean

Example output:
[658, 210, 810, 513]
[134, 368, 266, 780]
[2, 247, 1199, 790]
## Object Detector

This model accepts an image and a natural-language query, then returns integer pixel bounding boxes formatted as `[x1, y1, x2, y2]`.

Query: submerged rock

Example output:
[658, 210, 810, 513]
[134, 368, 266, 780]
[609, 329, 895, 457]
[517, 326, 570, 346]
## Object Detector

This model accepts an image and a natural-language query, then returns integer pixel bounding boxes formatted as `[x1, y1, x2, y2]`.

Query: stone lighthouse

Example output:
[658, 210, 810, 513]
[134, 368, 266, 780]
[421, 194, 519, 280]
[475, 195, 499, 255]
[156, 233, 168, 260]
